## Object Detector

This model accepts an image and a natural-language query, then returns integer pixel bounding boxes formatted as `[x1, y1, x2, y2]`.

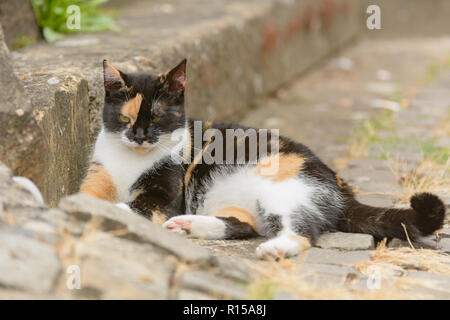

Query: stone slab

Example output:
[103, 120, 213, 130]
[316, 232, 375, 250]
[388, 237, 439, 250]
[68, 237, 176, 299]
[0, 231, 61, 294]
[302, 248, 372, 265]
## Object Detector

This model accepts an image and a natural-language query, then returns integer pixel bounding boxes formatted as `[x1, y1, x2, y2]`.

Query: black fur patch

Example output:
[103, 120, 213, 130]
[103, 60, 186, 145]
[410, 192, 445, 235]
[217, 216, 258, 239]
[290, 208, 322, 244]
[263, 214, 283, 237]
[129, 156, 184, 220]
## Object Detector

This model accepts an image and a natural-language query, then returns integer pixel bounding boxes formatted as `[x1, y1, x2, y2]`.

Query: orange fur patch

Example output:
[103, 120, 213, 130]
[256, 153, 305, 182]
[79, 163, 118, 202]
[151, 210, 166, 225]
[121, 93, 143, 125]
[336, 175, 345, 188]
[214, 206, 256, 230]
[133, 144, 153, 155]
[289, 235, 311, 253]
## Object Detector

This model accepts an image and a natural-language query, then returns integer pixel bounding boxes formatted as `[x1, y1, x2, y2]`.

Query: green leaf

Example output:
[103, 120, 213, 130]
[43, 27, 64, 42]
[31, 0, 117, 42]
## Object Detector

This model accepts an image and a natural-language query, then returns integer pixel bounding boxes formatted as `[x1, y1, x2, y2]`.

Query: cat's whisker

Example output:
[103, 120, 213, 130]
[154, 141, 188, 170]
[151, 92, 164, 109]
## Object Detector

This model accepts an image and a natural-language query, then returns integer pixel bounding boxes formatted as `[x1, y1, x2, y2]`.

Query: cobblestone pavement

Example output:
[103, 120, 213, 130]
[195, 38, 450, 299]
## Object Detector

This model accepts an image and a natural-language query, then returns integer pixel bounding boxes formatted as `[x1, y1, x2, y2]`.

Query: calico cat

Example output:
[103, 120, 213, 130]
[79, 59, 446, 259]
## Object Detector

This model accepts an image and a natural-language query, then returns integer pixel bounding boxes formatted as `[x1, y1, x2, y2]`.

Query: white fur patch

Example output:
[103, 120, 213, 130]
[92, 127, 188, 202]
[162, 215, 226, 239]
[193, 166, 317, 234]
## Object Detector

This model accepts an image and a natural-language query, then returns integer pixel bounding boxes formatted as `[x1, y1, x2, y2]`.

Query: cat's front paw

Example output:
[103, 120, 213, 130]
[162, 215, 226, 239]
[163, 216, 192, 236]
[256, 235, 310, 260]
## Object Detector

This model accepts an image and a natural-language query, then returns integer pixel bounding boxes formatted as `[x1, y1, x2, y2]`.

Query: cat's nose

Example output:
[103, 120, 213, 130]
[134, 128, 146, 144]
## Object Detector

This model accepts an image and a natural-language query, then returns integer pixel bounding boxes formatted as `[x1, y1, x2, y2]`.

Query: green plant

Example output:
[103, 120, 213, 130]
[347, 110, 395, 157]
[31, 0, 117, 42]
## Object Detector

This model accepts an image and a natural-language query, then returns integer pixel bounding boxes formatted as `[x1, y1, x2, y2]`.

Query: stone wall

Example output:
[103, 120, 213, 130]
[0, 24, 45, 200]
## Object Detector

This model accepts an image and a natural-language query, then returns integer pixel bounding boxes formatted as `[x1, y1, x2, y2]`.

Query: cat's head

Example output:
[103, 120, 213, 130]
[102, 59, 187, 154]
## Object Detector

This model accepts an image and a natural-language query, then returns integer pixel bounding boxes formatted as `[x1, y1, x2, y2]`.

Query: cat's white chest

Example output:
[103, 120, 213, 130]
[92, 130, 166, 203]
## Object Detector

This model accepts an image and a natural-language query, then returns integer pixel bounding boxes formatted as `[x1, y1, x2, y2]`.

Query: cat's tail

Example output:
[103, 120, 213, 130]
[338, 192, 446, 241]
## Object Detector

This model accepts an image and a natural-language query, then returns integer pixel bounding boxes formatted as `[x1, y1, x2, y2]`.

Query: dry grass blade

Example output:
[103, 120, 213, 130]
[401, 223, 415, 250]
[386, 157, 450, 204]
[355, 240, 450, 276]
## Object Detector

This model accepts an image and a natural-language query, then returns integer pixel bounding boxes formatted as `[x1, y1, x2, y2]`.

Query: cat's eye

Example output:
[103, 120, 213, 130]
[120, 115, 130, 123]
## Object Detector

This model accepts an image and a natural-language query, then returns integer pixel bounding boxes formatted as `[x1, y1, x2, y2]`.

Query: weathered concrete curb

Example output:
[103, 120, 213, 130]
[0, 24, 44, 195]
[8, 0, 363, 204]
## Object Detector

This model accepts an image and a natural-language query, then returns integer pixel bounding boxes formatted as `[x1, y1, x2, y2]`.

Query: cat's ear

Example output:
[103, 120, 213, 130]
[103, 59, 126, 92]
[163, 58, 186, 93]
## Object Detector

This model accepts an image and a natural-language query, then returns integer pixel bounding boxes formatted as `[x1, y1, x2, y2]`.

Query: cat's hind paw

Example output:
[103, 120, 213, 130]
[162, 215, 226, 239]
